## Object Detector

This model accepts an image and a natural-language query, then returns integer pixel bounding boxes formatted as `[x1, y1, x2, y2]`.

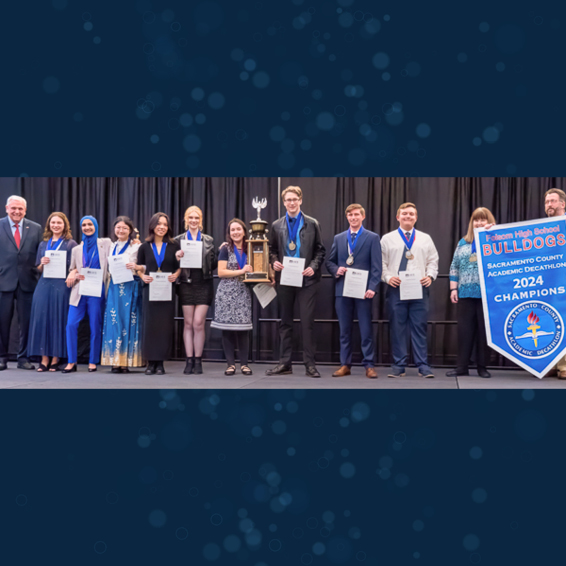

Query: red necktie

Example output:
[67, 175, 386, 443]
[14, 224, 21, 248]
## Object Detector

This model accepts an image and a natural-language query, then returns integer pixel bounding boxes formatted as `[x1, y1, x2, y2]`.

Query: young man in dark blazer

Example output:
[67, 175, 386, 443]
[326, 204, 382, 378]
[267, 186, 326, 378]
[0, 196, 43, 370]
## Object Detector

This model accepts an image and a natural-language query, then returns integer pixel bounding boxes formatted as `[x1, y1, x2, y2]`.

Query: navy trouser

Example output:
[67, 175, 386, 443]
[335, 296, 375, 367]
[66, 295, 105, 364]
[386, 286, 430, 372]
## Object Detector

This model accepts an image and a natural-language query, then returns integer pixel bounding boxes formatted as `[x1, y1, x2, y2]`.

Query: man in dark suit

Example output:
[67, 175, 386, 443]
[0, 196, 43, 370]
[267, 186, 326, 378]
[326, 204, 382, 378]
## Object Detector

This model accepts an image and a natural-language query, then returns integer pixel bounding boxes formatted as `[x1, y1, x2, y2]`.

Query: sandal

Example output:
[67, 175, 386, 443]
[241, 365, 253, 376]
[37, 363, 49, 372]
[224, 365, 236, 376]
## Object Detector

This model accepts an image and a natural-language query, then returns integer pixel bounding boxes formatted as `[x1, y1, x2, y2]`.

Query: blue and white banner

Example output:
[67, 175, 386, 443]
[476, 216, 566, 378]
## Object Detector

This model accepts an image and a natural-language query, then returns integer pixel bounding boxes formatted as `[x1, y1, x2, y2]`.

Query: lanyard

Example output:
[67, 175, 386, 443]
[152, 242, 167, 270]
[471, 240, 477, 255]
[233, 246, 247, 269]
[187, 230, 201, 241]
[82, 244, 97, 268]
[398, 227, 416, 250]
[47, 237, 63, 251]
[347, 225, 364, 255]
[286, 212, 302, 244]
[113, 239, 130, 255]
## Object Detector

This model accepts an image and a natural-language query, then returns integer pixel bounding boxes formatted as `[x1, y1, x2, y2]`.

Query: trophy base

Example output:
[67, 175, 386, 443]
[244, 272, 270, 283]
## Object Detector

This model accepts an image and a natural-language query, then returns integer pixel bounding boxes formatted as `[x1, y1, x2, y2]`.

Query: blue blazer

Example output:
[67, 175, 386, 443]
[0, 216, 43, 293]
[325, 228, 382, 297]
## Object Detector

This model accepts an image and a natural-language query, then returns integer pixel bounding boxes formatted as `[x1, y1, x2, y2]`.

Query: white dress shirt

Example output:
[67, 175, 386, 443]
[381, 227, 439, 283]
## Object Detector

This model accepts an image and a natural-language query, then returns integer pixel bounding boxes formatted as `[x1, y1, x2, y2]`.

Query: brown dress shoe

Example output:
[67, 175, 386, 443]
[366, 367, 378, 379]
[559, 370, 566, 380]
[332, 365, 351, 377]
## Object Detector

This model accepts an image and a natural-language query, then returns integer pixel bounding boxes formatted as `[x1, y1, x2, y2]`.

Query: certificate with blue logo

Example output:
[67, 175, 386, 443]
[476, 216, 566, 378]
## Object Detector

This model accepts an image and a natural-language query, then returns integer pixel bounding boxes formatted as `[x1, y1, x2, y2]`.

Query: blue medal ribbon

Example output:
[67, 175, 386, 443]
[233, 246, 247, 269]
[82, 245, 97, 268]
[47, 237, 63, 251]
[152, 242, 167, 270]
[398, 227, 416, 251]
[286, 212, 302, 247]
[113, 239, 130, 256]
[187, 230, 202, 241]
[470, 240, 477, 255]
[347, 225, 364, 255]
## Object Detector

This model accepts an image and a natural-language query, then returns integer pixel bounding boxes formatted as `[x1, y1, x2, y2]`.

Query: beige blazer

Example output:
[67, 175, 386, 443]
[69, 238, 112, 307]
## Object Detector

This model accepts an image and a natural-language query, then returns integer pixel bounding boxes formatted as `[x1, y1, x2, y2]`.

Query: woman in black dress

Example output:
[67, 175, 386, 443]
[135, 213, 180, 375]
[175, 206, 217, 375]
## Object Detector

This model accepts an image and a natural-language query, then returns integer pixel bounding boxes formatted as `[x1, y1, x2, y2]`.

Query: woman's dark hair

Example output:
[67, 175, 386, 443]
[226, 218, 247, 251]
[146, 212, 174, 243]
[111, 215, 135, 242]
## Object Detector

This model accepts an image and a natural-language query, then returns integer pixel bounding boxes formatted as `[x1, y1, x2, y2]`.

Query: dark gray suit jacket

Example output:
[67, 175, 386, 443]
[0, 216, 43, 293]
[269, 213, 326, 287]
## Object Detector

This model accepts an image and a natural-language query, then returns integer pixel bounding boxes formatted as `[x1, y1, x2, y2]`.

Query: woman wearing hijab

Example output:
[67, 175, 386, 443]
[62, 216, 112, 373]
[446, 207, 496, 379]
[28, 212, 78, 371]
[101, 216, 144, 372]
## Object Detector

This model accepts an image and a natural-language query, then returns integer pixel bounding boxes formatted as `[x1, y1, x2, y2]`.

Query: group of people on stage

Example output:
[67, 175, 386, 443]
[1, 186, 565, 380]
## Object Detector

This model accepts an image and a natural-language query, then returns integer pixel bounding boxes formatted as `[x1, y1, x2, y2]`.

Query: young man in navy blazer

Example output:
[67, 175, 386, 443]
[0, 195, 43, 371]
[326, 204, 382, 378]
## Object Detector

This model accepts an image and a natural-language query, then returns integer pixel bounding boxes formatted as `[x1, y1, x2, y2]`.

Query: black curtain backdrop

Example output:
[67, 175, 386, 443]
[1, 177, 564, 368]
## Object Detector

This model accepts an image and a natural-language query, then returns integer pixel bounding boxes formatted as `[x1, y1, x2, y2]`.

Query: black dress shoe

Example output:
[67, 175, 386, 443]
[306, 366, 321, 378]
[184, 357, 194, 375]
[62, 365, 77, 374]
[17, 361, 35, 370]
[145, 364, 156, 375]
[156, 364, 165, 375]
[111, 367, 121, 374]
[88, 367, 97, 373]
[0, 361, 7, 371]
[446, 369, 469, 377]
[266, 364, 293, 376]
[478, 369, 492, 378]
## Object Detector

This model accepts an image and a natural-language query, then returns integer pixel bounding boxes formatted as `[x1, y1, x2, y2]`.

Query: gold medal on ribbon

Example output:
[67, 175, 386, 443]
[469, 253, 477, 262]
[289, 241, 296, 251]
[346, 255, 354, 266]
[406, 251, 414, 260]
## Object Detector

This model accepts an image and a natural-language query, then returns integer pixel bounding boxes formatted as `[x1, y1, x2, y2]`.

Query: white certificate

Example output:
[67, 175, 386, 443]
[108, 255, 134, 284]
[343, 268, 369, 299]
[149, 272, 172, 301]
[253, 283, 277, 308]
[180, 240, 203, 268]
[43, 250, 67, 279]
[280, 256, 305, 287]
[79, 268, 104, 297]
[399, 270, 423, 301]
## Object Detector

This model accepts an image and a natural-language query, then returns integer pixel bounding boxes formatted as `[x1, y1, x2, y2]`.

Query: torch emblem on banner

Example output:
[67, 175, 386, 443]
[526, 311, 540, 347]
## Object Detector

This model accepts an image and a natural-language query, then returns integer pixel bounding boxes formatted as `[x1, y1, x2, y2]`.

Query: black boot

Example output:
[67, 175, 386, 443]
[194, 357, 203, 374]
[184, 356, 194, 375]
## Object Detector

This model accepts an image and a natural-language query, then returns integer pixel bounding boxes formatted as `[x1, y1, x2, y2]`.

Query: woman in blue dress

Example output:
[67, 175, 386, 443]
[28, 212, 77, 371]
[101, 216, 144, 372]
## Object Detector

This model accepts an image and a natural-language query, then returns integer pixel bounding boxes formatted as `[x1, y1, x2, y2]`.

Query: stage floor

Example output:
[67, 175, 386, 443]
[0, 362, 564, 389]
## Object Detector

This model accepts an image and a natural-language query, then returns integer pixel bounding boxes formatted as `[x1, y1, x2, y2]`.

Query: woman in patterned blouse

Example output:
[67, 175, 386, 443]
[446, 207, 496, 379]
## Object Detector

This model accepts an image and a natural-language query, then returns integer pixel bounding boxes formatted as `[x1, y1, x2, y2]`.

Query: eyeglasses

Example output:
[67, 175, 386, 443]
[284, 198, 300, 203]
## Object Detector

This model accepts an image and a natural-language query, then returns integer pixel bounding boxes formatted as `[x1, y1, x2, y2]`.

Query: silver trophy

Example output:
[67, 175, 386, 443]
[245, 196, 271, 283]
